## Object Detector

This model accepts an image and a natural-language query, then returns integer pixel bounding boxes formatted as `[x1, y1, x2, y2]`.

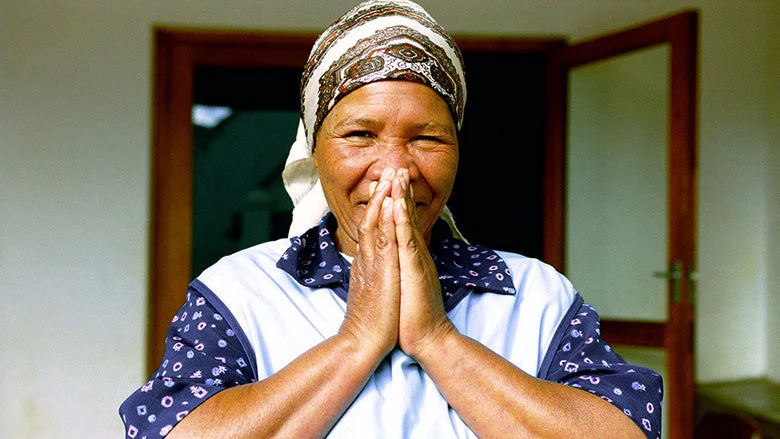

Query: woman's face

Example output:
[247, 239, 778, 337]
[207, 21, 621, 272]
[313, 80, 459, 256]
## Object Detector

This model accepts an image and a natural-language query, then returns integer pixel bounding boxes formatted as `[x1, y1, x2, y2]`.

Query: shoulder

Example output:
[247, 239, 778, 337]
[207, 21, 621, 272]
[494, 251, 568, 282]
[451, 250, 580, 375]
[495, 250, 577, 305]
[198, 238, 291, 280]
[196, 238, 295, 296]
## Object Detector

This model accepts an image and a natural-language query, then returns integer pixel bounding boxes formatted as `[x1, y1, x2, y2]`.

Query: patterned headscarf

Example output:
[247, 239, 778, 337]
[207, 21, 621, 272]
[282, 0, 467, 239]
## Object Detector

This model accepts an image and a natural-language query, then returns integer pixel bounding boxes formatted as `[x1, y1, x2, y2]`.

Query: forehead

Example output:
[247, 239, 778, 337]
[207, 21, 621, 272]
[301, 4, 466, 146]
[324, 81, 456, 128]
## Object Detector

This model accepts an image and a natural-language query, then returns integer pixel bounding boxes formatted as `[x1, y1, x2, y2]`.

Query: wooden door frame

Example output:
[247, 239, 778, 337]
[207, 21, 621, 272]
[148, 27, 565, 375]
[543, 10, 699, 439]
[149, 28, 318, 376]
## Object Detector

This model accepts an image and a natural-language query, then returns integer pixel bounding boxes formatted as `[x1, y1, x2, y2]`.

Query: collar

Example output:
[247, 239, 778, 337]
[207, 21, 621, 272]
[276, 213, 516, 310]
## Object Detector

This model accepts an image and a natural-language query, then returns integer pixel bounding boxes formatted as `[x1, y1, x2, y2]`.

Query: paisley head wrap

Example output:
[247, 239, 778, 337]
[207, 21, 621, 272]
[282, 0, 467, 239]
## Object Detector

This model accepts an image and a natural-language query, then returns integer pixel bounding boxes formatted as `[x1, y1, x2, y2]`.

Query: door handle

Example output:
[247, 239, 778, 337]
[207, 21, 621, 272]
[688, 266, 698, 306]
[654, 260, 683, 303]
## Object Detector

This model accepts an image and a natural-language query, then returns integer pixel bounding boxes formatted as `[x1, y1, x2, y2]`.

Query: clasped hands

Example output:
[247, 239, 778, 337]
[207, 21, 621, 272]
[340, 167, 456, 362]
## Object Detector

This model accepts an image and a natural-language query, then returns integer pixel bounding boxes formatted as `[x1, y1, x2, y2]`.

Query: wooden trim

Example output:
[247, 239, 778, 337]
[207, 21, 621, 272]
[542, 58, 567, 271]
[546, 10, 697, 68]
[550, 21, 666, 67]
[665, 11, 699, 439]
[601, 320, 666, 348]
[455, 36, 566, 53]
[149, 31, 200, 374]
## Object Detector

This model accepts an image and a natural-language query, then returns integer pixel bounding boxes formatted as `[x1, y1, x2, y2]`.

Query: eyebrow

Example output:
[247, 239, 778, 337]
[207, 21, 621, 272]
[333, 117, 380, 131]
[334, 117, 456, 136]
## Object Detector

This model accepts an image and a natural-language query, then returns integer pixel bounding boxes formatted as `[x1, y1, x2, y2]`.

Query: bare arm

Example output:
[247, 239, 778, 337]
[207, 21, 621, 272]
[413, 330, 646, 439]
[169, 169, 403, 438]
[166, 333, 382, 438]
[389, 170, 645, 439]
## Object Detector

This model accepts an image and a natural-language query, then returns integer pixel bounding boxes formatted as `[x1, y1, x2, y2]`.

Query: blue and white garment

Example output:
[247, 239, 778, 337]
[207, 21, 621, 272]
[120, 214, 663, 438]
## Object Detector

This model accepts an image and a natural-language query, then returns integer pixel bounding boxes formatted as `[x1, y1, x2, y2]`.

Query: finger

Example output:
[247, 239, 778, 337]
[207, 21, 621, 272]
[380, 196, 397, 245]
[391, 167, 407, 200]
[359, 168, 395, 259]
[402, 169, 416, 228]
[393, 195, 416, 255]
[393, 183, 427, 269]
[369, 180, 378, 197]
[378, 195, 400, 283]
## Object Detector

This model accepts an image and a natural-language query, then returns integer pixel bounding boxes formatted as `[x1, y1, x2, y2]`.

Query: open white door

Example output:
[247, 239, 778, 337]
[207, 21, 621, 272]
[544, 10, 699, 439]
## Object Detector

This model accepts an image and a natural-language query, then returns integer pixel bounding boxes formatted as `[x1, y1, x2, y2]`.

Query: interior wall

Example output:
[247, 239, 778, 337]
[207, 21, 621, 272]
[767, 18, 780, 383]
[1, 0, 777, 437]
[691, 1, 772, 382]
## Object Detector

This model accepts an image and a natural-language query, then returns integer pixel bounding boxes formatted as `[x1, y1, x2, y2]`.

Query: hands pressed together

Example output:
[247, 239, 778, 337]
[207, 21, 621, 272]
[339, 167, 456, 362]
[167, 166, 648, 439]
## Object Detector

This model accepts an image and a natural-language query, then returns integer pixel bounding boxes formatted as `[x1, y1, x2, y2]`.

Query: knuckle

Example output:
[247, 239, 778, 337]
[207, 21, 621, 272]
[374, 234, 392, 251]
[357, 221, 372, 236]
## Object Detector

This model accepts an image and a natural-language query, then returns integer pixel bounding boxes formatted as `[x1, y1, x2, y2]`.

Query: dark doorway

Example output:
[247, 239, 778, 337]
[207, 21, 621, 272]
[450, 51, 548, 257]
[191, 66, 300, 276]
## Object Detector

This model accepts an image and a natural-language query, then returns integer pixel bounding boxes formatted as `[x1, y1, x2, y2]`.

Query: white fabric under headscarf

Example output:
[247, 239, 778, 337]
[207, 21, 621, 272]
[282, 0, 467, 240]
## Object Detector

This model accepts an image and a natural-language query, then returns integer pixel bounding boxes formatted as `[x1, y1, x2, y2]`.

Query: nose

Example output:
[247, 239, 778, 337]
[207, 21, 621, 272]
[375, 144, 418, 178]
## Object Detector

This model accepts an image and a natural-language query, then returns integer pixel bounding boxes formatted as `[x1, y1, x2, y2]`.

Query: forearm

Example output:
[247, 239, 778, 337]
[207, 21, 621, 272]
[167, 333, 382, 439]
[416, 330, 645, 439]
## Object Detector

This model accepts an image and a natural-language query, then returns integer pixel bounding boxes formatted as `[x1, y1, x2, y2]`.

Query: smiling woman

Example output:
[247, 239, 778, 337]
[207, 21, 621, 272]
[121, 1, 662, 438]
[313, 81, 459, 257]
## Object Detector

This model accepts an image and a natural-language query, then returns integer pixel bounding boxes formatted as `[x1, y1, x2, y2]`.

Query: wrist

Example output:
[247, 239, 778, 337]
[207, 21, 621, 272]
[408, 318, 459, 365]
[337, 318, 395, 364]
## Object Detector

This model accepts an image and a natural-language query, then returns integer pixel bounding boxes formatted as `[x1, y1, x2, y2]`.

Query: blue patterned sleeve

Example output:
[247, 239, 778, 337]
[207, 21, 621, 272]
[119, 284, 256, 438]
[539, 299, 664, 439]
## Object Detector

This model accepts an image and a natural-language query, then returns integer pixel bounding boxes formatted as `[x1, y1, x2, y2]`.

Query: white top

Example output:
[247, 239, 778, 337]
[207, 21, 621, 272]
[198, 238, 576, 437]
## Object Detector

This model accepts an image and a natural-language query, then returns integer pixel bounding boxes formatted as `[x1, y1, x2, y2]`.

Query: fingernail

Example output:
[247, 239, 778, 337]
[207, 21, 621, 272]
[382, 167, 396, 179]
[369, 181, 378, 196]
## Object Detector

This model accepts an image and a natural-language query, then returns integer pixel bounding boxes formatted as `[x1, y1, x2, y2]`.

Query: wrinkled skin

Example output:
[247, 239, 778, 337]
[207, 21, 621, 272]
[312, 80, 459, 358]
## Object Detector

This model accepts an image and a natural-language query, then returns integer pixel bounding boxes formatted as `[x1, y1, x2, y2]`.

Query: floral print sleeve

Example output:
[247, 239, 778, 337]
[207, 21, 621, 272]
[119, 284, 256, 438]
[539, 297, 664, 439]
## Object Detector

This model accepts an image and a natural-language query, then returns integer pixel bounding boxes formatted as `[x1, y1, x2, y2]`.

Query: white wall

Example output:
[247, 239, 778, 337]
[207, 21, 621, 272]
[1, 0, 777, 437]
[767, 15, 780, 383]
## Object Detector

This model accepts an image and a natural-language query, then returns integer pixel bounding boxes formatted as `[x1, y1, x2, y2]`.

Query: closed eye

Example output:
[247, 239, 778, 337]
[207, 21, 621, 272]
[345, 130, 375, 138]
[412, 135, 457, 148]
[414, 135, 444, 142]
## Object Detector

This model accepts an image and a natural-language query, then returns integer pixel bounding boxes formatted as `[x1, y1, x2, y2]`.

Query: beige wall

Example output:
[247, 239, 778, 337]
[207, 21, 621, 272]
[768, 15, 780, 383]
[1, 0, 777, 436]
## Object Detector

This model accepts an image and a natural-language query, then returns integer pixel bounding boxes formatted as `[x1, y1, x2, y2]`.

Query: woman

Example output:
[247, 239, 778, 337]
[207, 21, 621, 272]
[120, 1, 662, 437]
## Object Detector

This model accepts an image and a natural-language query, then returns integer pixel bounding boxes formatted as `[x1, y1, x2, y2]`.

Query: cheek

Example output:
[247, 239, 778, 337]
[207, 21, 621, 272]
[424, 155, 458, 195]
[315, 149, 364, 192]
